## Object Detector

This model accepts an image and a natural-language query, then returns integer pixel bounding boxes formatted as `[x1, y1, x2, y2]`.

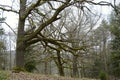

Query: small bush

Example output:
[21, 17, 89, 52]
[12, 67, 26, 73]
[0, 72, 8, 80]
[99, 71, 108, 80]
[24, 61, 36, 72]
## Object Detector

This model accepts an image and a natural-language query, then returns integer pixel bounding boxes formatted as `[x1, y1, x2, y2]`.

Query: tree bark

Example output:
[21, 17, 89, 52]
[44, 61, 48, 74]
[16, 0, 27, 67]
[56, 50, 64, 76]
[72, 54, 79, 78]
[16, 19, 26, 67]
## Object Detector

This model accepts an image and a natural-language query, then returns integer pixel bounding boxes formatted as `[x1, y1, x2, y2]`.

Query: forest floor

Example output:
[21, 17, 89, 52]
[0, 71, 97, 80]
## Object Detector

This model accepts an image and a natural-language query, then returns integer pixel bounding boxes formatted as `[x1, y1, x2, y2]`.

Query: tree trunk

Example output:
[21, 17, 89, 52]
[16, 0, 27, 68]
[16, 19, 26, 67]
[56, 50, 64, 76]
[44, 61, 48, 74]
[103, 36, 108, 73]
[72, 55, 79, 78]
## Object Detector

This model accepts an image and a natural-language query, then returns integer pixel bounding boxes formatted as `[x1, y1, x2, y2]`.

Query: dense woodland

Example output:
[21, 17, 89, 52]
[0, 0, 120, 80]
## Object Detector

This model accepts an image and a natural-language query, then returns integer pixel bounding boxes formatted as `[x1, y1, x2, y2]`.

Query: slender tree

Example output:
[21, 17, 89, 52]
[0, 17, 6, 70]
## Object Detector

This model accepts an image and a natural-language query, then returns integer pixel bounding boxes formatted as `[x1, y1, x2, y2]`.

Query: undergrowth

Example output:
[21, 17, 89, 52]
[0, 71, 8, 80]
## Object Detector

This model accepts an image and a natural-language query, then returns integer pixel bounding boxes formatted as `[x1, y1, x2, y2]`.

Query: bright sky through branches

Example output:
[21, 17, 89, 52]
[0, 0, 119, 33]
[0, 0, 119, 51]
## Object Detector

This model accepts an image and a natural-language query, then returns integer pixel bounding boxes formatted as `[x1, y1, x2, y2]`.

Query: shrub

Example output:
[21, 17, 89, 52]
[0, 72, 8, 80]
[24, 61, 36, 72]
[12, 66, 26, 73]
[99, 71, 108, 80]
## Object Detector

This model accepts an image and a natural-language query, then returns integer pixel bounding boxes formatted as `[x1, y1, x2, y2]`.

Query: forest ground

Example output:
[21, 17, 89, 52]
[0, 71, 97, 80]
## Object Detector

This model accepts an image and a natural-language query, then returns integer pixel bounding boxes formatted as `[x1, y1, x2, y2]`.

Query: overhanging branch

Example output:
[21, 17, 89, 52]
[26, 34, 85, 54]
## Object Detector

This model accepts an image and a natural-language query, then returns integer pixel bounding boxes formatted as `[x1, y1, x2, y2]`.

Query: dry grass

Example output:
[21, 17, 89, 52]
[0, 71, 97, 80]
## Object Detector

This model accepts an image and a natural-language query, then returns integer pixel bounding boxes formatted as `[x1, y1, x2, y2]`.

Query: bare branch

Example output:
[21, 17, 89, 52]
[0, 6, 18, 14]
[0, 22, 17, 35]
[25, 0, 71, 41]
[26, 34, 85, 54]
[23, 0, 47, 19]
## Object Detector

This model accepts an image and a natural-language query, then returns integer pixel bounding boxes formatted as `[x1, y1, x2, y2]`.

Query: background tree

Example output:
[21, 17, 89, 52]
[0, 16, 7, 70]
[77, 19, 111, 78]
[109, 4, 120, 78]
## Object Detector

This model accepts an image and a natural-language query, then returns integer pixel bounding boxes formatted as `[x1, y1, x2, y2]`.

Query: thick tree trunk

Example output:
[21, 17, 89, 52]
[56, 50, 64, 76]
[16, 0, 27, 68]
[16, 19, 26, 67]
[16, 41, 26, 67]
